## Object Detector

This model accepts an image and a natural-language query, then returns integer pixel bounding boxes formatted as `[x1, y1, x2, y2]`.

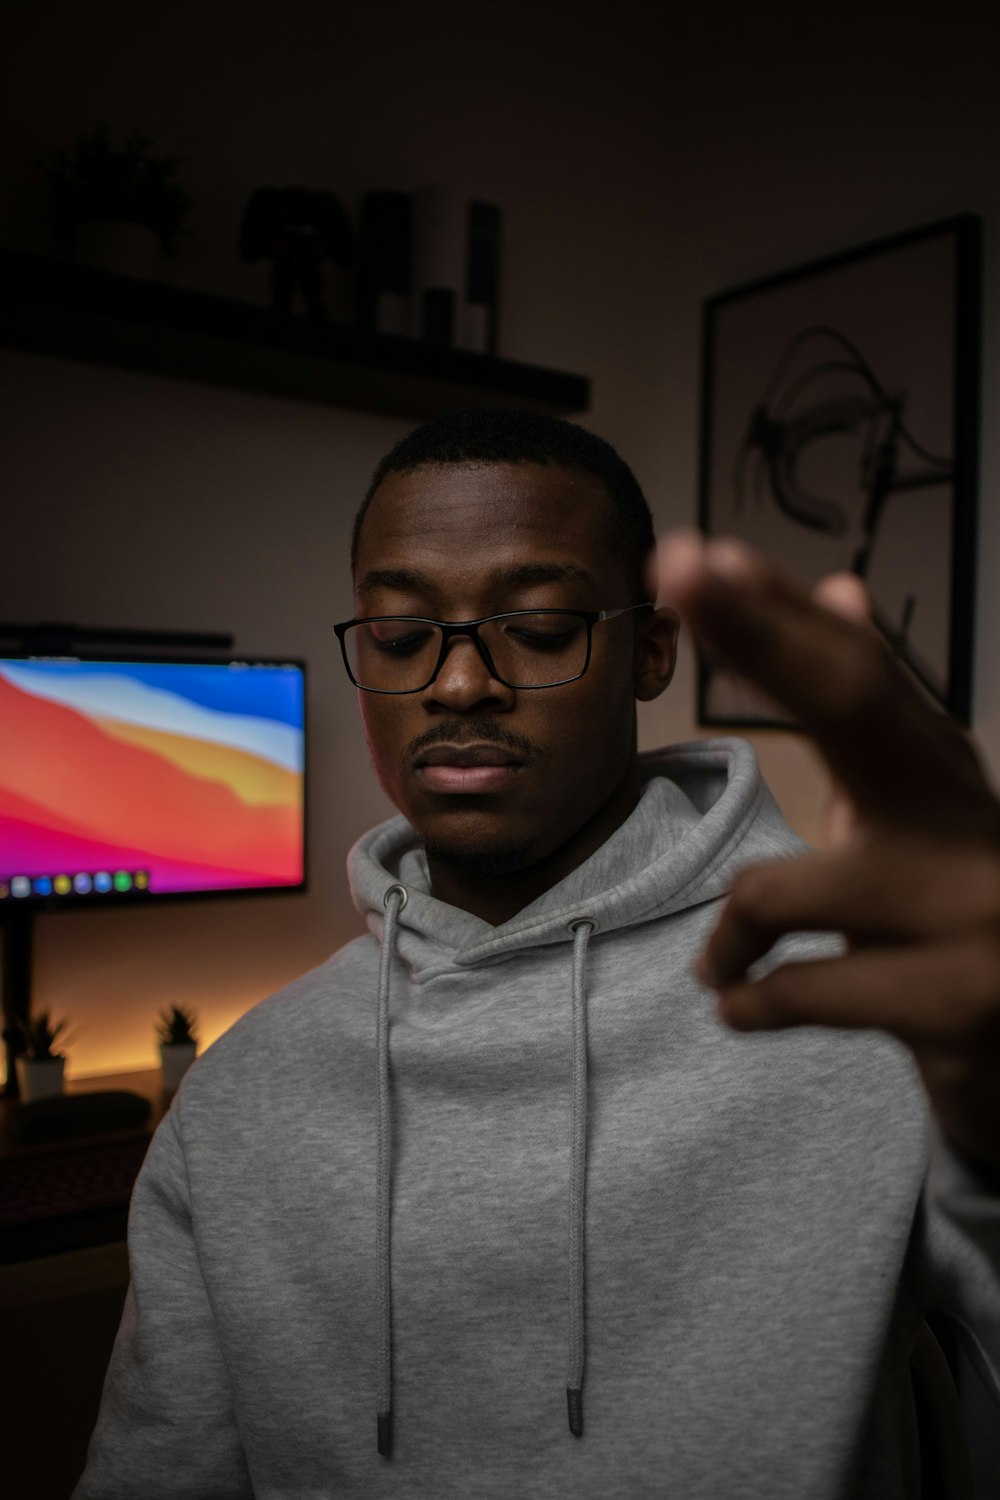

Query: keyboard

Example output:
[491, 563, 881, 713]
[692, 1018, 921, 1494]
[1, 1133, 153, 1227]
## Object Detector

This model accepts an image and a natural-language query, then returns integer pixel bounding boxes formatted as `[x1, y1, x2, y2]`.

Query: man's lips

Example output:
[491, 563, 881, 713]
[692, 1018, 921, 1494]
[414, 743, 526, 794]
[416, 744, 524, 768]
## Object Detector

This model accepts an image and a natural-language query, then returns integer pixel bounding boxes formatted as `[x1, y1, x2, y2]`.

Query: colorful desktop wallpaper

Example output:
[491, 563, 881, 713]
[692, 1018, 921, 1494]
[0, 658, 305, 900]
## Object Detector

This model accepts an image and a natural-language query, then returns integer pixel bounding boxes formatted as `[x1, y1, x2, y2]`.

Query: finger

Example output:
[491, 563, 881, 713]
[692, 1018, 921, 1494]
[657, 532, 892, 739]
[811, 571, 872, 623]
[809, 571, 991, 802]
[820, 791, 859, 851]
[812, 572, 871, 846]
[698, 842, 1000, 990]
[657, 531, 991, 836]
[714, 941, 1000, 1050]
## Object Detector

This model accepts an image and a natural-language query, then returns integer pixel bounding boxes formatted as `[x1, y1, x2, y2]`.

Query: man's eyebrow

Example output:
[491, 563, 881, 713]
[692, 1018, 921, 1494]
[357, 562, 599, 594]
[500, 562, 598, 588]
[357, 567, 433, 595]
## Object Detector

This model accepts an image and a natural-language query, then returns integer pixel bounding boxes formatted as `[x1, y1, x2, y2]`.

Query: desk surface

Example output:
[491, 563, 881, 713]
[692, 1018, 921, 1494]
[0, 1069, 171, 1159]
[0, 1070, 173, 1262]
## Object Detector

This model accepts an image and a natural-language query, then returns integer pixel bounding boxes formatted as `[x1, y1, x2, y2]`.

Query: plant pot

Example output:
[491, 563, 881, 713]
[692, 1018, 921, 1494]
[15, 1055, 66, 1103]
[73, 220, 161, 280]
[159, 1041, 197, 1091]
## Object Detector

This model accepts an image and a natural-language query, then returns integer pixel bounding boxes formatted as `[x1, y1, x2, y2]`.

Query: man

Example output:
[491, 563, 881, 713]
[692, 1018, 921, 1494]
[74, 409, 1000, 1498]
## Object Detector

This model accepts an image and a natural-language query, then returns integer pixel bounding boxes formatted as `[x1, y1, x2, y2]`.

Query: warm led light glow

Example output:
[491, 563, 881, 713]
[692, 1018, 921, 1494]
[51, 997, 274, 1085]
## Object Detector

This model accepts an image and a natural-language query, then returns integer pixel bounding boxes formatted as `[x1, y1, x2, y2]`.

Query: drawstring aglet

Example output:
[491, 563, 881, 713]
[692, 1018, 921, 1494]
[567, 1387, 583, 1437]
[377, 1410, 393, 1457]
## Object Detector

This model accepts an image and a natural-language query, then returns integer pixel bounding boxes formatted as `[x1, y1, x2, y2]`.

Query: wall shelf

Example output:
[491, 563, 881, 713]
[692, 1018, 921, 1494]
[0, 248, 590, 420]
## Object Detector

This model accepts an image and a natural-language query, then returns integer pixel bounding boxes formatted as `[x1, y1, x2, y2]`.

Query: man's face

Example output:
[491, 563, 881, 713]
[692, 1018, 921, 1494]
[352, 461, 675, 877]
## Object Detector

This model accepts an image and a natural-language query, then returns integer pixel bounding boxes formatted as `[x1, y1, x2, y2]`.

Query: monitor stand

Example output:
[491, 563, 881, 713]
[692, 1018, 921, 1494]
[1, 908, 32, 1099]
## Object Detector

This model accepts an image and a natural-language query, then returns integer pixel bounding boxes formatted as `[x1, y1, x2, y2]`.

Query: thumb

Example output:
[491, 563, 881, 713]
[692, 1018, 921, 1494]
[811, 572, 872, 846]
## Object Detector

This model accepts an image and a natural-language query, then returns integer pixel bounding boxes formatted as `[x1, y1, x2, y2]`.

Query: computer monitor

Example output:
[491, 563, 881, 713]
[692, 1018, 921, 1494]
[0, 653, 307, 909]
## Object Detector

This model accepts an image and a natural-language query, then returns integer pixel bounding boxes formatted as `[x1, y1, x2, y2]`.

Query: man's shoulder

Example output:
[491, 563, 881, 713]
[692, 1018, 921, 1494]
[174, 931, 377, 1098]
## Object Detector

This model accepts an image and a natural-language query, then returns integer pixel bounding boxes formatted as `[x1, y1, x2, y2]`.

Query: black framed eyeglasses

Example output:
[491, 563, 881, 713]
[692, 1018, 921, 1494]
[333, 604, 653, 694]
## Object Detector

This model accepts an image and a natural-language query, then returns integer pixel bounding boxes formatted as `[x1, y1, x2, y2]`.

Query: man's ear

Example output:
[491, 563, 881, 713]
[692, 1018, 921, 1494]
[634, 608, 680, 701]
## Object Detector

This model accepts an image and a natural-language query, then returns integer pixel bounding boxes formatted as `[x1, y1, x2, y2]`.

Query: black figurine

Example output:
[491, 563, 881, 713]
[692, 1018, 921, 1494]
[240, 185, 354, 318]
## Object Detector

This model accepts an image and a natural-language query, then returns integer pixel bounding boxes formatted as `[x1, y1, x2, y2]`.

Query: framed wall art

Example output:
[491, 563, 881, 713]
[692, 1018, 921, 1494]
[697, 214, 981, 728]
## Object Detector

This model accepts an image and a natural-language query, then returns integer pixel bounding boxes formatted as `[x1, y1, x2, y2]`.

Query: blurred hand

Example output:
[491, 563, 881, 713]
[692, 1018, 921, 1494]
[655, 530, 1000, 1173]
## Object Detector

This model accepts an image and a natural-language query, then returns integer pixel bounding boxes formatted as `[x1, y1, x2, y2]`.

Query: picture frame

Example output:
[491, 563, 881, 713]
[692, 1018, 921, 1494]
[697, 214, 982, 729]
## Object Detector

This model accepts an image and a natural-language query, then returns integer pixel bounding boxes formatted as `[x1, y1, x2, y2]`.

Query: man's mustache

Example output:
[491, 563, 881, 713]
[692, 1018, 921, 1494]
[407, 720, 541, 765]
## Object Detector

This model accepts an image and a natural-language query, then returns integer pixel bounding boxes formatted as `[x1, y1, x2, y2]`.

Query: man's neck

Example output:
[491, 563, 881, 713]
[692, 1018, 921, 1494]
[425, 762, 643, 926]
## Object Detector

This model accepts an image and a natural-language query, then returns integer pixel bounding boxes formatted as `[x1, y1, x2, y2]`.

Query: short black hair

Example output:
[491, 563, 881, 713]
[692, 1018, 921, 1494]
[352, 408, 656, 601]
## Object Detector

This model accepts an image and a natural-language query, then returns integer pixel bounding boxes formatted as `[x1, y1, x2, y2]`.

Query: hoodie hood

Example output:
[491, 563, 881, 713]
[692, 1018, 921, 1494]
[349, 736, 804, 973]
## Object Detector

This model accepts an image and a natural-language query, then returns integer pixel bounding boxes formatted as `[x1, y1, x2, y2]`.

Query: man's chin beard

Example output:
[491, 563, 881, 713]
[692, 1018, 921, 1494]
[421, 834, 540, 878]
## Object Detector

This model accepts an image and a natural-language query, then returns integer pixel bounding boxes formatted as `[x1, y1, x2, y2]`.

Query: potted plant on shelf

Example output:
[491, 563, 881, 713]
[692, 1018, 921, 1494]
[37, 120, 193, 278]
[156, 1005, 200, 1091]
[12, 1009, 79, 1103]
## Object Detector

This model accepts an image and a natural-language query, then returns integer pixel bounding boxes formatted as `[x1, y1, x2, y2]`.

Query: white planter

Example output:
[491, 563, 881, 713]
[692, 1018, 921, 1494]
[15, 1054, 66, 1103]
[159, 1041, 197, 1091]
[73, 220, 162, 280]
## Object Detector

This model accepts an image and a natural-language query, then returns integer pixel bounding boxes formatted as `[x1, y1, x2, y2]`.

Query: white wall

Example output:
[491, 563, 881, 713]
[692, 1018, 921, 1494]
[2, 0, 999, 1078]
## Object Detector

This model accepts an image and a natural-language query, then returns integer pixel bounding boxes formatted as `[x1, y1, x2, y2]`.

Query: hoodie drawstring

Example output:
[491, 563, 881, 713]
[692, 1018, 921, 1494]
[567, 916, 595, 1437]
[376, 883, 407, 1458]
[374, 886, 596, 1457]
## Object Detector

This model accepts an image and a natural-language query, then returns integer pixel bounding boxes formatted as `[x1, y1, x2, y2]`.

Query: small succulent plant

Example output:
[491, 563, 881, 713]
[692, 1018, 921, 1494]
[156, 1004, 200, 1047]
[12, 1008, 79, 1061]
[37, 120, 193, 255]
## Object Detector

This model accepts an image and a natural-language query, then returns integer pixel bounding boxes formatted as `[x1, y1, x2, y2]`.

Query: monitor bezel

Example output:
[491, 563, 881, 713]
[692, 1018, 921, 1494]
[0, 649, 309, 914]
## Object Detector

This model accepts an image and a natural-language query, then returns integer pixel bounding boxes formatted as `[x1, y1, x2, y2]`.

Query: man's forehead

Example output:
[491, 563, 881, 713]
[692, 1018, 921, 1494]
[356, 558, 600, 600]
[355, 468, 623, 605]
[358, 460, 615, 567]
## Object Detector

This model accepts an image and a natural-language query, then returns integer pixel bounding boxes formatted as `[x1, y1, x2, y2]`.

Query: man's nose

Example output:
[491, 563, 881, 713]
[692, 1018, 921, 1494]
[422, 634, 513, 708]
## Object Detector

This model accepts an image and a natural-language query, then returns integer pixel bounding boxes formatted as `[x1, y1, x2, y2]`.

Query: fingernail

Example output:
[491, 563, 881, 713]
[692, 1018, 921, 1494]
[662, 527, 705, 551]
[659, 530, 705, 581]
[704, 538, 755, 582]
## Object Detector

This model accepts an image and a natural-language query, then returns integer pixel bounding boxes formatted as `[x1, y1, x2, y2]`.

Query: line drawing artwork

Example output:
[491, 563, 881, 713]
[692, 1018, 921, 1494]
[698, 217, 980, 729]
[735, 324, 954, 702]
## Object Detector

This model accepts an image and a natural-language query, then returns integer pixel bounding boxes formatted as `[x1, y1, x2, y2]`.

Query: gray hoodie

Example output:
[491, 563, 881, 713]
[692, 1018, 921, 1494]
[73, 738, 1000, 1499]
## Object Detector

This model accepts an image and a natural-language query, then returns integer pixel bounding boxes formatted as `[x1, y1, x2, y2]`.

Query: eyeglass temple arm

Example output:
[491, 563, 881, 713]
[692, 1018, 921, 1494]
[597, 603, 655, 622]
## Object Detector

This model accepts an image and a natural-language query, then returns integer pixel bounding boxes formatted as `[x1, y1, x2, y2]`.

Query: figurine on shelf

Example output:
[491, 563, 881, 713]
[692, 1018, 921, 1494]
[239, 185, 354, 319]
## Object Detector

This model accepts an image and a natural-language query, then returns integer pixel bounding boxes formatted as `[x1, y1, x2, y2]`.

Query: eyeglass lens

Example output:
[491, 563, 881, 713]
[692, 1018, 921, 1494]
[344, 614, 589, 690]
